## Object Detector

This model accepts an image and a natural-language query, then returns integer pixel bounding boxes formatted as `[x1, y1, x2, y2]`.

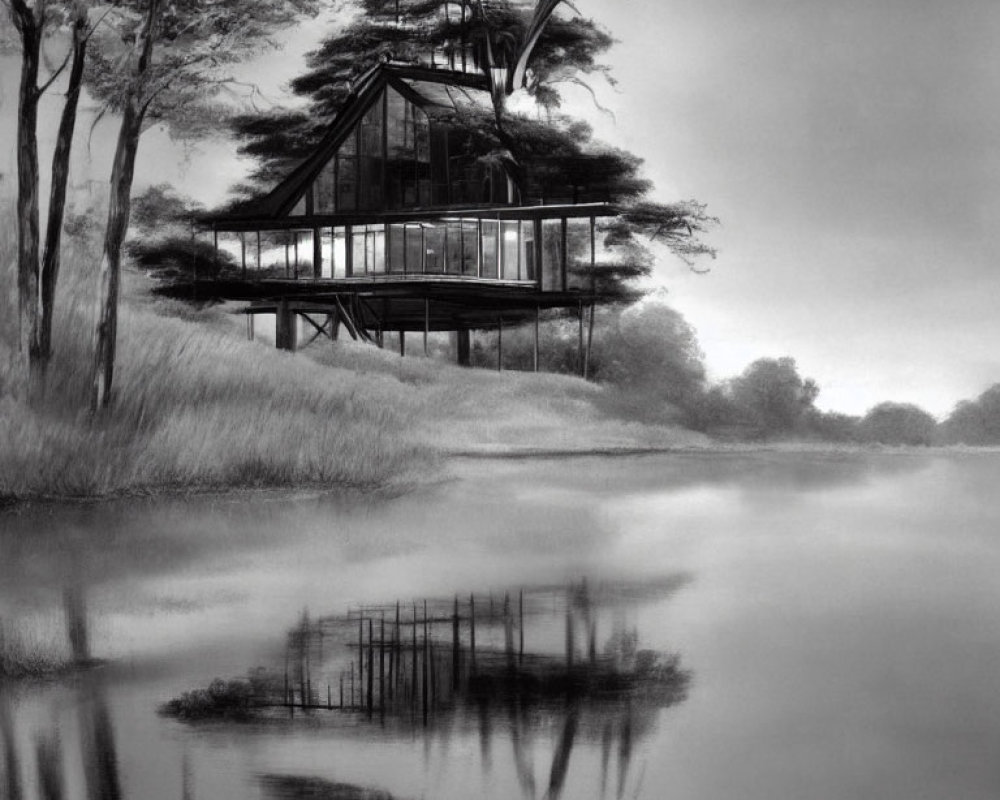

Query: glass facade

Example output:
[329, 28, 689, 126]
[296, 86, 506, 214]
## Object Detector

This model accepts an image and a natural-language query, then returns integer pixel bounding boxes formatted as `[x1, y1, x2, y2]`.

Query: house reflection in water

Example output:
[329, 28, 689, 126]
[167, 578, 692, 800]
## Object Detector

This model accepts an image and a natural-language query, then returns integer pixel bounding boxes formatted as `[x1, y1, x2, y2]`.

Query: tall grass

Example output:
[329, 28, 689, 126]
[0, 199, 701, 502]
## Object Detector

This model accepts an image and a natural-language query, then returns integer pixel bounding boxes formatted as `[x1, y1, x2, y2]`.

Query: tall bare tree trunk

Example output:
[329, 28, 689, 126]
[40, 14, 89, 369]
[10, 0, 42, 399]
[91, 0, 160, 411]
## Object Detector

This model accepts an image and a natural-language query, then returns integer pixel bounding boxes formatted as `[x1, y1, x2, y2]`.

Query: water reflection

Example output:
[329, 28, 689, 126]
[0, 674, 124, 800]
[166, 578, 691, 800]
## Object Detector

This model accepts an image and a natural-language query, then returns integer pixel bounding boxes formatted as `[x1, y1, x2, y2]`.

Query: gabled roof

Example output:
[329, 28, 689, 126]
[213, 65, 491, 223]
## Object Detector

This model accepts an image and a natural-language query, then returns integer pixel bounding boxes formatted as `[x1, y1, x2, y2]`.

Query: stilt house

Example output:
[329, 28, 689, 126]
[199, 51, 623, 368]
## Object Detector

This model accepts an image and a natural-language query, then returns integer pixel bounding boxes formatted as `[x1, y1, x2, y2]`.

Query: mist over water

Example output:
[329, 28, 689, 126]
[2, 451, 1000, 799]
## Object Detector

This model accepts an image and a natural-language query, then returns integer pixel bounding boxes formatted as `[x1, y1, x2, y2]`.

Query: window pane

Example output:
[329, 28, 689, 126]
[500, 220, 519, 280]
[481, 220, 498, 279]
[445, 221, 462, 274]
[522, 220, 537, 282]
[541, 220, 561, 289]
[370, 225, 386, 274]
[332, 227, 347, 278]
[337, 156, 356, 212]
[462, 221, 478, 276]
[388, 224, 406, 273]
[424, 224, 444, 273]
[405, 225, 424, 272]
[315, 160, 336, 214]
[352, 228, 366, 274]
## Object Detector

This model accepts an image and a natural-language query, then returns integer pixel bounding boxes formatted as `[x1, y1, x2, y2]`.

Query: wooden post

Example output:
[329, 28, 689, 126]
[240, 233, 247, 279]
[293, 233, 299, 280]
[350, 662, 355, 709]
[327, 684, 332, 710]
[560, 217, 568, 291]
[533, 306, 540, 372]
[339, 674, 344, 709]
[457, 329, 471, 366]
[284, 241, 290, 277]
[497, 317, 503, 372]
[578, 301, 585, 376]
[423, 298, 430, 355]
[584, 302, 595, 380]
[212, 226, 218, 272]
[399, 330, 405, 357]
[275, 300, 297, 351]
[358, 615, 364, 704]
[256, 230, 262, 272]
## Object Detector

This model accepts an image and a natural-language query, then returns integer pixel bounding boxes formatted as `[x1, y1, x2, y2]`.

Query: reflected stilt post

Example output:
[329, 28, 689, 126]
[422, 600, 429, 726]
[35, 730, 65, 800]
[366, 619, 374, 718]
[81, 685, 123, 800]
[452, 596, 459, 691]
[1, 690, 24, 800]
[379, 613, 385, 716]
[469, 593, 476, 675]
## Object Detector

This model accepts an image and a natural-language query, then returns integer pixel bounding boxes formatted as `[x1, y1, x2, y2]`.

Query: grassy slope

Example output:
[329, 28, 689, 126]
[0, 210, 703, 503]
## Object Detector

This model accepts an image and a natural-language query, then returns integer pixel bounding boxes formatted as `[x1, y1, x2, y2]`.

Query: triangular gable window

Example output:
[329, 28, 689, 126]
[289, 84, 507, 216]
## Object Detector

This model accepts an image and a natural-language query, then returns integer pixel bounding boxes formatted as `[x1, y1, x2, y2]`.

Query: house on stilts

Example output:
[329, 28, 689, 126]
[192, 56, 636, 371]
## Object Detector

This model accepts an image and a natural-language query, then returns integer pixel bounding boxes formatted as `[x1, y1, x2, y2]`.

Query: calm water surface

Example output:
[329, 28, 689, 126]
[2, 451, 1000, 799]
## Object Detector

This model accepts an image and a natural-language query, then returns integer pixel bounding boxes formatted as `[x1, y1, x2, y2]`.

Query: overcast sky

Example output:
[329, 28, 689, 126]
[3, 0, 999, 416]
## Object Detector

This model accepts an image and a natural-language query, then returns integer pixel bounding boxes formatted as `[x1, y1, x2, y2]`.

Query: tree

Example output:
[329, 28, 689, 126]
[4, 0, 95, 397]
[230, 0, 716, 297]
[728, 357, 819, 437]
[858, 402, 937, 446]
[942, 384, 1000, 445]
[84, 0, 319, 409]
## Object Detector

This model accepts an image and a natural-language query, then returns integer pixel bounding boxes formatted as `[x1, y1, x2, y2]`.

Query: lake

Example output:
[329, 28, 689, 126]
[2, 451, 1000, 800]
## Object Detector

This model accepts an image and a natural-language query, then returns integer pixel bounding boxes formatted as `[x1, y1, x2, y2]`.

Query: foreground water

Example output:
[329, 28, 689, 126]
[2, 451, 1000, 799]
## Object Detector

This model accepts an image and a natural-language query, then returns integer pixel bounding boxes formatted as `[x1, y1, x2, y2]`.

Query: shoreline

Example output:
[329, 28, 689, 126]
[5, 442, 999, 512]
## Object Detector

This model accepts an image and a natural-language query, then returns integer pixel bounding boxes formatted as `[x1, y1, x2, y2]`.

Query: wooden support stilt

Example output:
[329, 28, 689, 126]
[399, 330, 405, 357]
[411, 603, 418, 714]
[240, 233, 247, 279]
[585, 302, 595, 380]
[533, 306, 540, 372]
[578, 301, 585, 377]
[284, 241, 290, 277]
[423, 298, 430, 355]
[340, 674, 344, 709]
[457, 329, 471, 366]
[212, 226, 218, 272]
[256, 230, 262, 272]
[294, 234, 299, 280]
[497, 317, 503, 372]
[275, 300, 297, 351]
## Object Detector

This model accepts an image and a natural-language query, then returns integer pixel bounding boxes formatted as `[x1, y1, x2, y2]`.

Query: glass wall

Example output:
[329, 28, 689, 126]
[541, 219, 562, 290]
[481, 220, 499, 279]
